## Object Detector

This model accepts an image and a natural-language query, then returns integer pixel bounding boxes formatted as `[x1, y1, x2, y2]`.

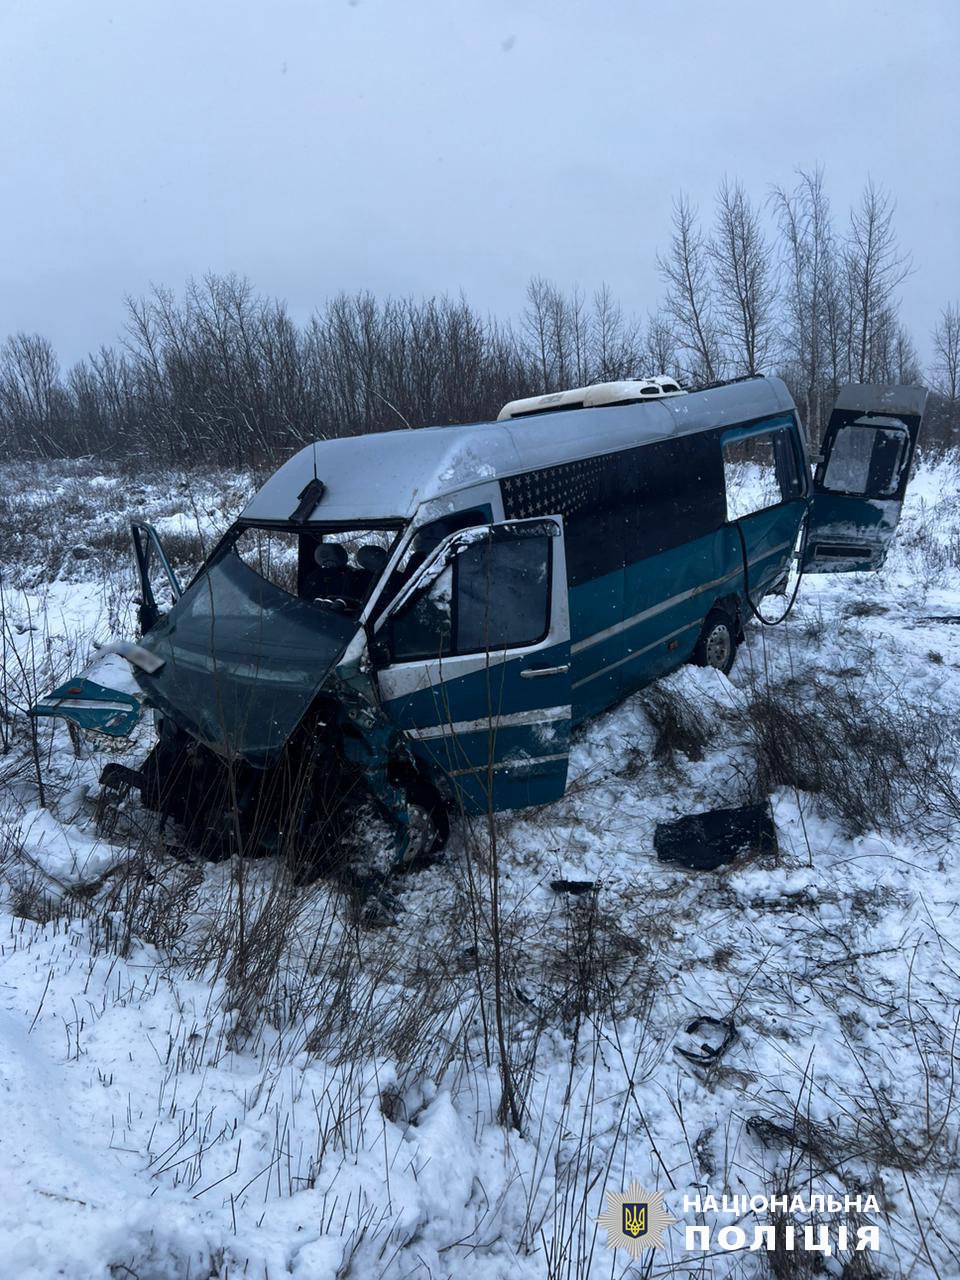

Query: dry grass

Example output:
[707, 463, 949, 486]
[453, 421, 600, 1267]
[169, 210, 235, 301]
[639, 682, 713, 767]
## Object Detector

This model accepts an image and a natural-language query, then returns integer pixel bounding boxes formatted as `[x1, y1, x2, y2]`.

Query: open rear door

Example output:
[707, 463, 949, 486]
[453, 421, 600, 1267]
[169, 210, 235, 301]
[373, 516, 571, 815]
[802, 383, 927, 573]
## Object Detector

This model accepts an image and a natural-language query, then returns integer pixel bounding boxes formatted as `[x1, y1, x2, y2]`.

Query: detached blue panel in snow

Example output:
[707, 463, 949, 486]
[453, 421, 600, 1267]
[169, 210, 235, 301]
[31, 678, 142, 737]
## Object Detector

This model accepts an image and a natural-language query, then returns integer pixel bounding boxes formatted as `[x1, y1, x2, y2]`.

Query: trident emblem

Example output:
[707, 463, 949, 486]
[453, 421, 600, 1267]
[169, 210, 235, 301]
[622, 1203, 647, 1238]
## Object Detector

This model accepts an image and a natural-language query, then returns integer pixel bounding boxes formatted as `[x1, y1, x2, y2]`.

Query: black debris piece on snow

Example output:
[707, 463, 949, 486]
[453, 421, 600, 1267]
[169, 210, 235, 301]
[550, 879, 597, 895]
[654, 802, 777, 871]
[676, 1016, 737, 1065]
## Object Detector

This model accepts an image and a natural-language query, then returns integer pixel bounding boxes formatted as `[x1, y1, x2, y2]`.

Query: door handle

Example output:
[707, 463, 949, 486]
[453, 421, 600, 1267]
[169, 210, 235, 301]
[520, 664, 570, 679]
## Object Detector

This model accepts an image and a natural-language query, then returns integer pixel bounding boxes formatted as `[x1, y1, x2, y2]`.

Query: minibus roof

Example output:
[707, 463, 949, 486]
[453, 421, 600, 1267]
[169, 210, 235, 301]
[240, 375, 796, 524]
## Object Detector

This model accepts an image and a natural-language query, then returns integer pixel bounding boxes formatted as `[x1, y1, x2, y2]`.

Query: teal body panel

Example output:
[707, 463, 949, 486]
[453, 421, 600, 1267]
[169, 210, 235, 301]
[380, 637, 572, 814]
[568, 501, 804, 725]
[30, 677, 142, 737]
[568, 570, 625, 719]
[802, 492, 900, 572]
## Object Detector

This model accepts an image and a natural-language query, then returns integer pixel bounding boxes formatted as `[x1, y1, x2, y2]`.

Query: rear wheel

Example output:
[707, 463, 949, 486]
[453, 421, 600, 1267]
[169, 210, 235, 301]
[695, 610, 737, 675]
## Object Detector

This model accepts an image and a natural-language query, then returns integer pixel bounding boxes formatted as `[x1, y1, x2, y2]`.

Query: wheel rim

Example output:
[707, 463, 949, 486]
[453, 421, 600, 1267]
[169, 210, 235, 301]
[401, 803, 437, 865]
[704, 623, 732, 670]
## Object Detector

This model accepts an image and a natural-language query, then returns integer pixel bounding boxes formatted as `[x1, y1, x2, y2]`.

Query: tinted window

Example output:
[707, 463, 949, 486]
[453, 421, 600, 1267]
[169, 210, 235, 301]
[822, 425, 908, 497]
[386, 533, 551, 661]
[456, 536, 550, 651]
[500, 433, 725, 585]
[620, 433, 726, 564]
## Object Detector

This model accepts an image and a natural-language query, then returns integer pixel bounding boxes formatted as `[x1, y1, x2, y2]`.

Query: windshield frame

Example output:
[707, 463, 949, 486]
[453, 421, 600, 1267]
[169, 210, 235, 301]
[203, 518, 406, 615]
[134, 519, 405, 762]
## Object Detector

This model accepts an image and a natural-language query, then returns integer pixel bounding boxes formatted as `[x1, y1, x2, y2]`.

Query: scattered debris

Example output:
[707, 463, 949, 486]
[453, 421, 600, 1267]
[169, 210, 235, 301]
[549, 879, 597, 895]
[99, 763, 144, 791]
[654, 802, 777, 870]
[676, 1016, 737, 1065]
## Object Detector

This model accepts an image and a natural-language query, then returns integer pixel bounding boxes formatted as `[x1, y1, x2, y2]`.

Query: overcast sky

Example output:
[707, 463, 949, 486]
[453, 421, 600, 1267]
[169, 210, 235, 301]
[1, 0, 957, 369]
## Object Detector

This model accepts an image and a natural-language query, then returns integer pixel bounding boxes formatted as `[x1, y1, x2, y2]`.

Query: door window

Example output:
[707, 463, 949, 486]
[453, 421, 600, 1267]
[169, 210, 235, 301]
[821, 424, 908, 497]
[456, 535, 550, 651]
[723, 426, 802, 521]
[389, 565, 454, 661]
[386, 531, 551, 661]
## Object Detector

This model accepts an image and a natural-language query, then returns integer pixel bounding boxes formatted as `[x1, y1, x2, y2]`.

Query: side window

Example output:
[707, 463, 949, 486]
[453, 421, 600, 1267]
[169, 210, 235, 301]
[821, 424, 908, 497]
[723, 426, 802, 521]
[619, 434, 726, 564]
[388, 564, 454, 661]
[385, 533, 551, 661]
[378, 507, 489, 613]
[456, 536, 550, 652]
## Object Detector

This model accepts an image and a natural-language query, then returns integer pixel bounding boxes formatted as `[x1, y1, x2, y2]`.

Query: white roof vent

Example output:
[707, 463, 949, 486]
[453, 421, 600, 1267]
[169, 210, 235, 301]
[497, 376, 686, 421]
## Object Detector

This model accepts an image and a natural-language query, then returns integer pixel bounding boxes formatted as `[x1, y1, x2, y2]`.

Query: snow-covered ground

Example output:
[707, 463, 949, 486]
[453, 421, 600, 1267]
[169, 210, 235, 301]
[1, 455, 959, 1278]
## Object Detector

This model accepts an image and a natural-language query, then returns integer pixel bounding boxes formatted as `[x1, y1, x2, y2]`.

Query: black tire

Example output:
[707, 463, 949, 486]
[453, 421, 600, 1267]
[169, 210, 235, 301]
[694, 610, 738, 675]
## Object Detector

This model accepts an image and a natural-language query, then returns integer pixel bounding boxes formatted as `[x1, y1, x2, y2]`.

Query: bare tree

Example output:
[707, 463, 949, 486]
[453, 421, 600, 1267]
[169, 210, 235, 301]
[927, 303, 960, 446]
[0, 333, 69, 455]
[657, 195, 721, 384]
[590, 284, 641, 381]
[641, 312, 680, 382]
[932, 304, 960, 407]
[546, 283, 572, 390]
[893, 323, 920, 385]
[522, 276, 555, 392]
[845, 180, 911, 383]
[568, 286, 590, 387]
[710, 178, 778, 376]
[772, 167, 834, 437]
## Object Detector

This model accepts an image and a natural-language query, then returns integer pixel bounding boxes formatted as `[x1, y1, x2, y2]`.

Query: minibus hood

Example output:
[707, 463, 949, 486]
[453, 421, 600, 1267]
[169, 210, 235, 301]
[134, 551, 357, 763]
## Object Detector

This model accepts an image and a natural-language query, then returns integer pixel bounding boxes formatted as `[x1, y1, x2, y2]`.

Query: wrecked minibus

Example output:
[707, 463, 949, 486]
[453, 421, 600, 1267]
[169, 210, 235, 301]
[32, 375, 927, 867]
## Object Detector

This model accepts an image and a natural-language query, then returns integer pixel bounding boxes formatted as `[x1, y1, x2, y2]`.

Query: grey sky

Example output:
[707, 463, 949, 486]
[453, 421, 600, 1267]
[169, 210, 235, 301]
[1, 0, 957, 369]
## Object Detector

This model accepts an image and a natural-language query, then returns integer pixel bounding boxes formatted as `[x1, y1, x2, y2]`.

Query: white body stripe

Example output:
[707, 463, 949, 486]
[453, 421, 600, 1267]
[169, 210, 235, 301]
[406, 704, 571, 741]
[449, 752, 569, 777]
[36, 698, 134, 714]
[571, 539, 794, 657]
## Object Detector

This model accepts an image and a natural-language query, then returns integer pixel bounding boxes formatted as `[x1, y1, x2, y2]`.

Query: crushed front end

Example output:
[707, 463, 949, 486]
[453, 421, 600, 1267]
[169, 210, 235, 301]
[33, 518, 443, 874]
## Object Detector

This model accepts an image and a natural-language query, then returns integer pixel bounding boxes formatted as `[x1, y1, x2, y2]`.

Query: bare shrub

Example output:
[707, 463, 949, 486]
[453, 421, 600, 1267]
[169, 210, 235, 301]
[745, 677, 918, 835]
[7, 871, 60, 924]
[639, 683, 712, 767]
[96, 843, 204, 959]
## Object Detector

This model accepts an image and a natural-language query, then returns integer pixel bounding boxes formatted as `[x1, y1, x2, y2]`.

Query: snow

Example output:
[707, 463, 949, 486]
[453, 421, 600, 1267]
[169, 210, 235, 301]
[1, 454, 959, 1276]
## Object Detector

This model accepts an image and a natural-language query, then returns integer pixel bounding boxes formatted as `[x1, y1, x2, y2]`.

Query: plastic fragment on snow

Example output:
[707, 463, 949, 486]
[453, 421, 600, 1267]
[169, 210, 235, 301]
[676, 1016, 737, 1065]
[550, 879, 597, 895]
[654, 802, 777, 871]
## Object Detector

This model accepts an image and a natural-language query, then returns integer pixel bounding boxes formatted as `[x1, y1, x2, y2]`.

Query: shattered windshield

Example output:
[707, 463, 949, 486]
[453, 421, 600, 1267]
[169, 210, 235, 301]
[234, 523, 400, 616]
[135, 548, 358, 762]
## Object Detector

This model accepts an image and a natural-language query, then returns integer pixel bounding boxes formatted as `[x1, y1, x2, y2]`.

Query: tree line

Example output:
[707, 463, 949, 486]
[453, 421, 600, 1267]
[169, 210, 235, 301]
[1, 169, 958, 464]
